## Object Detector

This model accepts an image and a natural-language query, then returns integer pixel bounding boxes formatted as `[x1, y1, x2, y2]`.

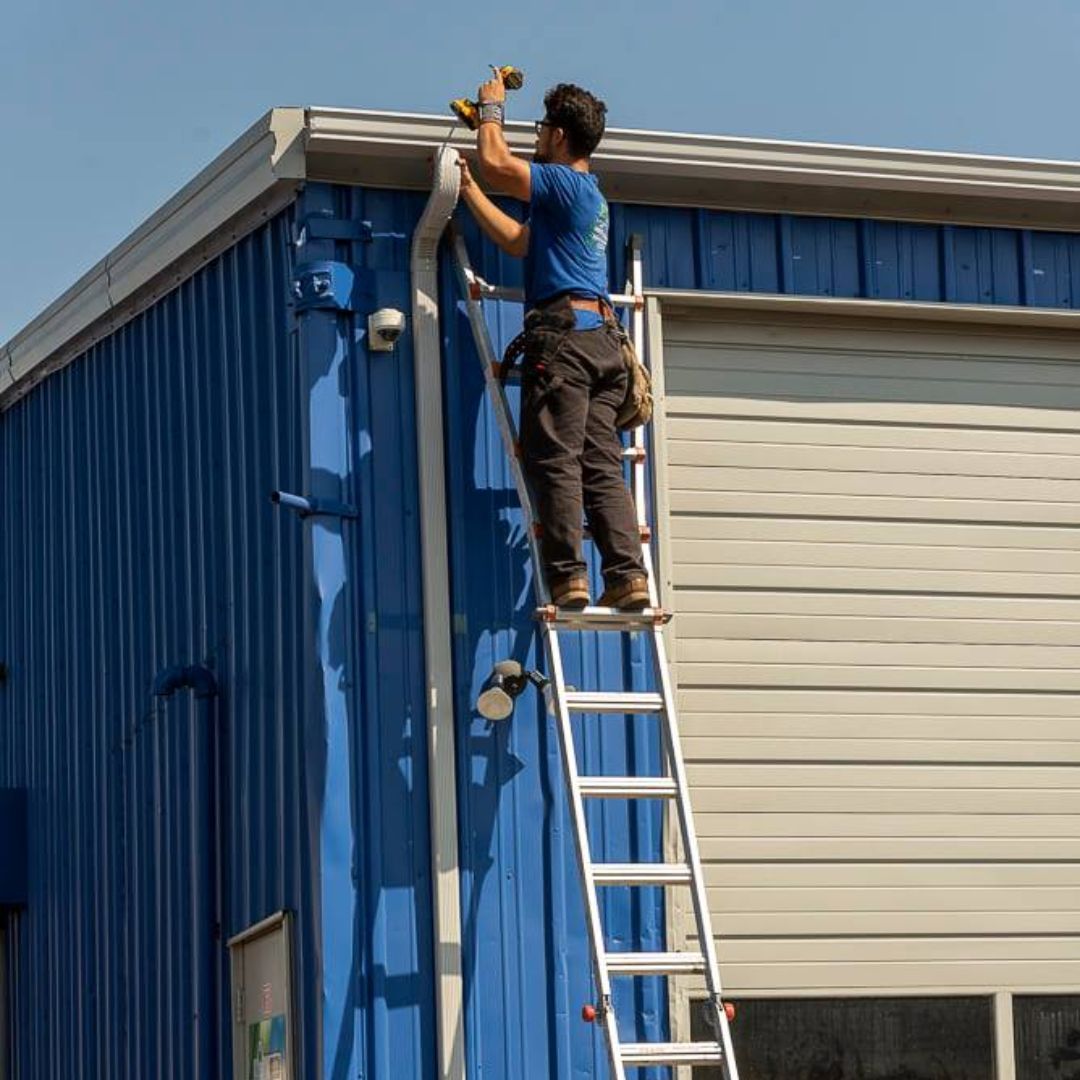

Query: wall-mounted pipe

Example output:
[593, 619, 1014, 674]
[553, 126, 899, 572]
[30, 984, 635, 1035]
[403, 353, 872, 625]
[152, 663, 226, 1076]
[269, 490, 358, 520]
[409, 145, 465, 1080]
[152, 663, 219, 700]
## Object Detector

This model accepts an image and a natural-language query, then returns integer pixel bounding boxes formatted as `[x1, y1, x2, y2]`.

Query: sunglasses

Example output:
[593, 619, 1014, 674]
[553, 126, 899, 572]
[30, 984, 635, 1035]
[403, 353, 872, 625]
[534, 120, 555, 135]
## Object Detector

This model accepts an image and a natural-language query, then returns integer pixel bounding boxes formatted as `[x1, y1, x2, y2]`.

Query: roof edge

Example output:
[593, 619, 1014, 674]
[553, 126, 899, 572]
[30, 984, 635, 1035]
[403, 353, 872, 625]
[303, 109, 1080, 228]
[307, 106, 1080, 197]
[8, 105, 1080, 409]
[1, 108, 305, 410]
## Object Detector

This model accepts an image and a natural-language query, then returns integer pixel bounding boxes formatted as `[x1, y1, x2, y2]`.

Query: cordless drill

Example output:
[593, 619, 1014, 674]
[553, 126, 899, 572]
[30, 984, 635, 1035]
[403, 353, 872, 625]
[450, 67, 525, 130]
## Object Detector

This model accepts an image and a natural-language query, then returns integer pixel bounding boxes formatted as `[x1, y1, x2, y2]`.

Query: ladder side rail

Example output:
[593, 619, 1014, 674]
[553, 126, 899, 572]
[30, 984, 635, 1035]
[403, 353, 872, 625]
[628, 236, 648, 526]
[629, 234, 739, 1075]
[450, 223, 739, 1077]
[449, 231, 551, 604]
[625, 236, 661, 612]
[544, 629, 628, 1080]
[451, 226, 627, 1077]
[652, 627, 741, 1080]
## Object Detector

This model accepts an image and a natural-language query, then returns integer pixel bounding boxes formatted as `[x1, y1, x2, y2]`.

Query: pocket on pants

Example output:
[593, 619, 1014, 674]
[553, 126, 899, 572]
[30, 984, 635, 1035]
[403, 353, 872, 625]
[523, 366, 564, 409]
[524, 326, 569, 369]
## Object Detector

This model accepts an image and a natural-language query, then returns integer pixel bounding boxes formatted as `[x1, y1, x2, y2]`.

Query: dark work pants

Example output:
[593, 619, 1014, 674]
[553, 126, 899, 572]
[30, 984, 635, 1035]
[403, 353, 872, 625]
[519, 321, 647, 587]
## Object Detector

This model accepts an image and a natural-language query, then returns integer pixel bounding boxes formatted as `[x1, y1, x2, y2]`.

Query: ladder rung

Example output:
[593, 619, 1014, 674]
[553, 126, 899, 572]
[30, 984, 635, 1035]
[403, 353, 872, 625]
[605, 951, 706, 975]
[471, 282, 525, 303]
[564, 691, 664, 713]
[592, 863, 692, 885]
[621, 1042, 725, 1066]
[536, 606, 671, 629]
[578, 777, 678, 799]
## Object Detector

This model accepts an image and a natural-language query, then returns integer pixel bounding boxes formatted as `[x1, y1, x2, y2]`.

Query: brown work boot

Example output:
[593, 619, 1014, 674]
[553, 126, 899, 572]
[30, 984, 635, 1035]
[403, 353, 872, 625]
[597, 575, 651, 611]
[549, 575, 590, 609]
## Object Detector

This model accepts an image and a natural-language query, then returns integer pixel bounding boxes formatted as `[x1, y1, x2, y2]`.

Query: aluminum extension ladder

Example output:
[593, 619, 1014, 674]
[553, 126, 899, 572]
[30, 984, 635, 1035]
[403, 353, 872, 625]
[449, 223, 739, 1080]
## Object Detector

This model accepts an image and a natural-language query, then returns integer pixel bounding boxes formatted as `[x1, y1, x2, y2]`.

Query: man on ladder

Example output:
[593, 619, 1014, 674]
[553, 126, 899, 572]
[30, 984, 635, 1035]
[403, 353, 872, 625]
[456, 70, 650, 611]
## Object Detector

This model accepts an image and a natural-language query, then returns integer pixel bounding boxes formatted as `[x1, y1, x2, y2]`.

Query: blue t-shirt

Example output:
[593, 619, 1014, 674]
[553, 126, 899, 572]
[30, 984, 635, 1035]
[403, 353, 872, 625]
[524, 164, 610, 311]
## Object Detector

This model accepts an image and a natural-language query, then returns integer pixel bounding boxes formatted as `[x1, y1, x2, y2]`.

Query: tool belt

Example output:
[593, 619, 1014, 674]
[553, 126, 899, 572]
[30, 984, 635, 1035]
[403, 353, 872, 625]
[500, 294, 576, 377]
[501, 294, 653, 431]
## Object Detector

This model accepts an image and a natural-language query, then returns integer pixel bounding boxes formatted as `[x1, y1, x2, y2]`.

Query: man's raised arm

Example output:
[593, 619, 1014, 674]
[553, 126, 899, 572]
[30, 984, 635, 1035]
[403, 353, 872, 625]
[456, 157, 530, 258]
[475, 67, 531, 202]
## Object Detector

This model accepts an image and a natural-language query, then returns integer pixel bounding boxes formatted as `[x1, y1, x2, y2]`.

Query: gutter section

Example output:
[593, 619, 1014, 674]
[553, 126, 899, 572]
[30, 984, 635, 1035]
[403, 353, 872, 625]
[304, 109, 1080, 228]
[410, 146, 465, 1079]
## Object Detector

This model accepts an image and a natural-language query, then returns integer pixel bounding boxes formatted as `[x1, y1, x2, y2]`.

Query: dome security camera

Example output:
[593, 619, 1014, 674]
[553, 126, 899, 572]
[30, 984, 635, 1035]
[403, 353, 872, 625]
[368, 308, 406, 352]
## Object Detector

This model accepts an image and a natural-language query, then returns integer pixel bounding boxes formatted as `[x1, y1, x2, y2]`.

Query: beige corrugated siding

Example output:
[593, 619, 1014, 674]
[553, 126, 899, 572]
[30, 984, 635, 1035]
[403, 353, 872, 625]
[660, 315, 1080, 996]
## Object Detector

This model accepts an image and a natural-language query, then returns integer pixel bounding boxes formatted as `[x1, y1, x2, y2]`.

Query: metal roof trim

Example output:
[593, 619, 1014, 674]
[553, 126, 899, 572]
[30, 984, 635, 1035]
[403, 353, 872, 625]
[650, 288, 1080, 331]
[305, 107, 1080, 199]
[1, 107, 305, 411]
[9, 104, 1080, 409]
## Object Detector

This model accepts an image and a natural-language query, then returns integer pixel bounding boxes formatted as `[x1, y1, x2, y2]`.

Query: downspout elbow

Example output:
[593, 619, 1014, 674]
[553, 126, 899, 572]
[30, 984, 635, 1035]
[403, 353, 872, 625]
[152, 664, 219, 700]
[411, 147, 461, 279]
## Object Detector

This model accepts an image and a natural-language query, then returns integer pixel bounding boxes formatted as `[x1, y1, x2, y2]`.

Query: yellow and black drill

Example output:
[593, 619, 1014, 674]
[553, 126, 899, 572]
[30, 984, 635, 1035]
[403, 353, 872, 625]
[450, 67, 525, 130]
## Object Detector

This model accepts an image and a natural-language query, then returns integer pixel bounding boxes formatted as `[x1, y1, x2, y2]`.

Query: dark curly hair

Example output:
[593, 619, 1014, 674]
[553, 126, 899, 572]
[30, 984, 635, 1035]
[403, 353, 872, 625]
[543, 83, 607, 158]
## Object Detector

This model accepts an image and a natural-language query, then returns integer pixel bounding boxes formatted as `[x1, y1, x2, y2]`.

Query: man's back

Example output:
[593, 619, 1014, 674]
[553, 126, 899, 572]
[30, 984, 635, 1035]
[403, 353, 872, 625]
[525, 163, 610, 307]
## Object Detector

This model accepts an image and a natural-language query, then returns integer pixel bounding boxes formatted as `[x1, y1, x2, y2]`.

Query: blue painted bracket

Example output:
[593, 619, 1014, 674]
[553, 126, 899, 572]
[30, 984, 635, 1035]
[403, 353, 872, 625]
[0, 789, 27, 907]
[270, 490, 358, 520]
[291, 260, 373, 314]
[296, 212, 374, 244]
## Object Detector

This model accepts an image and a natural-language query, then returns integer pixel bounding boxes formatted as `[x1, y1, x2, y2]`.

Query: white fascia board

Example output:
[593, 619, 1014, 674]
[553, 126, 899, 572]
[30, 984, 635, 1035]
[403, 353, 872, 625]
[305, 106, 1080, 194]
[303, 108, 1080, 220]
[595, 126, 1080, 199]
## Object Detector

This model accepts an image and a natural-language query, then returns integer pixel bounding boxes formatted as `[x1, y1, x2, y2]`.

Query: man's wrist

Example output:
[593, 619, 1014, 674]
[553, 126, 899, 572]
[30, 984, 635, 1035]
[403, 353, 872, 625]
[478, 101, 505, 125]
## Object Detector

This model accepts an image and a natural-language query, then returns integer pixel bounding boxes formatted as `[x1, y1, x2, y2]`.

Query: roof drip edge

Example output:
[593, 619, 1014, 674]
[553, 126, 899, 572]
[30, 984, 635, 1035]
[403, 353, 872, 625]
[9, 105, 1080, 409]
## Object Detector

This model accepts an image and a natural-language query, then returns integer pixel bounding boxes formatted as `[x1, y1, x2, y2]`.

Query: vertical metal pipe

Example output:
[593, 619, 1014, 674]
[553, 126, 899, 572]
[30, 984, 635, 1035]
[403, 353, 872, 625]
[205, 691, 228, 1080]
[294, 185, 361, 1078]
[0, 915, 7, 1080]
[994, 991, 1017, 1080]
[410, 145, 466, 1080]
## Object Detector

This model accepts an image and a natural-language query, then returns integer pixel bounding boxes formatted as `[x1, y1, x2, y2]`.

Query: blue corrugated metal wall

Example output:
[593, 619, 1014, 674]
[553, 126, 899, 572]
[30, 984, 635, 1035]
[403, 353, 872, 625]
[0, 212, 317, 1078]
[438, 200, 1080, 1080]
[0, 210, 310, 1076]
[6, 176, 1080, 1080]
[441, 213, 668, 1080]
[604, 204, 1080, 306]
[291, 182, 437, 1080]
[0, 187, 441, 1080]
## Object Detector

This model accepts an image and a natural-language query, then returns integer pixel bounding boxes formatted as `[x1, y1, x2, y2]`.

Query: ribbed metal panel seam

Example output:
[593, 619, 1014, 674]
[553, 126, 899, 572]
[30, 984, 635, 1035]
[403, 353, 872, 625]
[609, 204, 1080, 307]
[0, 208, 314, 1078]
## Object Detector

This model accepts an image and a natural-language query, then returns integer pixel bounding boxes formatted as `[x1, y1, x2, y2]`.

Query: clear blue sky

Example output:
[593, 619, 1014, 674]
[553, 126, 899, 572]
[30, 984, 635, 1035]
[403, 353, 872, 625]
[4, 0, 1080, 343]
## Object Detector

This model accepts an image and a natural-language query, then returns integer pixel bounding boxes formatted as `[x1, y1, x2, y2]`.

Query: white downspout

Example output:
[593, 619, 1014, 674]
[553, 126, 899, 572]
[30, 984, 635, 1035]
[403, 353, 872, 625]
[410, 145, 465, 1080]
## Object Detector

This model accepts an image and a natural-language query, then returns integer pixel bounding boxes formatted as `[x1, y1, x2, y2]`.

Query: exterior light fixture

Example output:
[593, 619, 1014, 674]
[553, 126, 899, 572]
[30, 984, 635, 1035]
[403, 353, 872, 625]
[476, 660, 549, 721]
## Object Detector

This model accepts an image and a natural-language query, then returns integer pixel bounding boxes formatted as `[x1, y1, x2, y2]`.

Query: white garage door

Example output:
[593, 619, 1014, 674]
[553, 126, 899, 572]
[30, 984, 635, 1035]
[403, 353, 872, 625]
[658, 312, 1080, 995]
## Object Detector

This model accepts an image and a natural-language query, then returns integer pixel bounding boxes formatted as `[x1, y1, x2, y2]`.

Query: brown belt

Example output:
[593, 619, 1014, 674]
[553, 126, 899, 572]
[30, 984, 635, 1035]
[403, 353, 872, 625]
[569, 297, 609, 315]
